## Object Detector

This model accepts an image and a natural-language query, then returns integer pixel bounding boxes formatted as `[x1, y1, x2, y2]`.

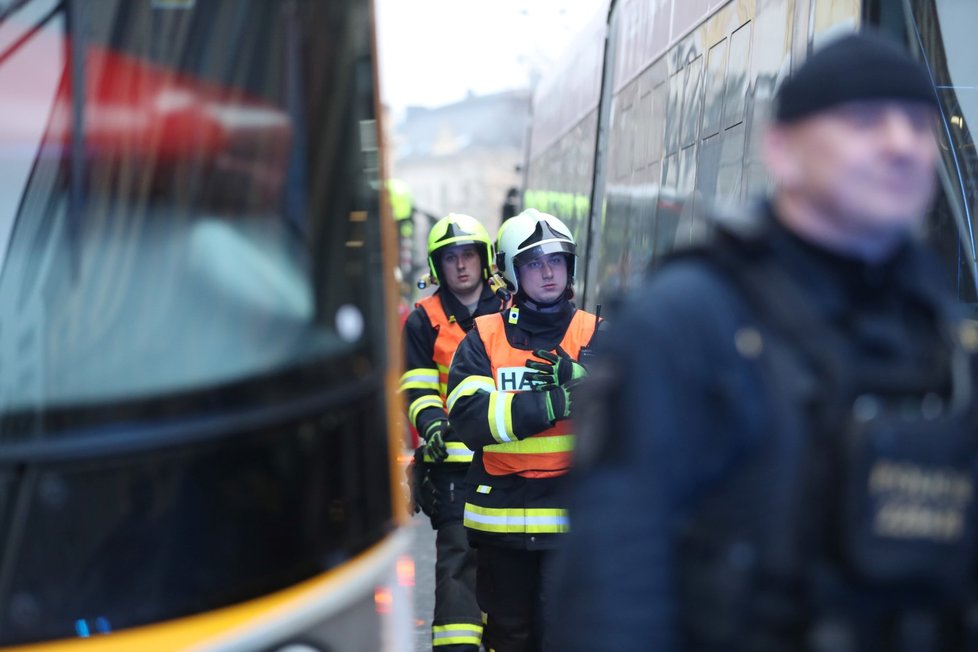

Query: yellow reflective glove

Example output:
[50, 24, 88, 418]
[423, 420, 450, 464]
[526, 349, 587, 391]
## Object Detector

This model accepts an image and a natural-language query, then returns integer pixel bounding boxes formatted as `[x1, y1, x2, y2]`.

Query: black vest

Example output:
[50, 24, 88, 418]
[675, 213, 978, 652]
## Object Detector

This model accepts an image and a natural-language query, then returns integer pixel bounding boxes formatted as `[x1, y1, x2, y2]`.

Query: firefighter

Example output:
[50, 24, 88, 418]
[551, 30, 978, 651]
[447, 209, 600, 652]
[402, 213, 504, 651]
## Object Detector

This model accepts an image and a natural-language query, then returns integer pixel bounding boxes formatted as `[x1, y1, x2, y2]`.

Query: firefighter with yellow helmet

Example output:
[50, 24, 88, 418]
[446, 209, 600, 650]
[401, 213, 506, 651]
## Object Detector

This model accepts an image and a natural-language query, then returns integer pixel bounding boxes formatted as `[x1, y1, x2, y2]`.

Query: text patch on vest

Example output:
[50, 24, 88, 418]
[496, 367, 541, 392]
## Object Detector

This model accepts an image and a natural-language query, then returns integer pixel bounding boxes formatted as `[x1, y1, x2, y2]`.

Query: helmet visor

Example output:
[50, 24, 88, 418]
[512, 241, 576, 269]
[435, 238, 479, 252]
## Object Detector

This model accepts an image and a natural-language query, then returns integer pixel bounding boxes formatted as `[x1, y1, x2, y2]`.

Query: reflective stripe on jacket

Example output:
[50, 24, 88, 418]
[405, 294, 474, 463]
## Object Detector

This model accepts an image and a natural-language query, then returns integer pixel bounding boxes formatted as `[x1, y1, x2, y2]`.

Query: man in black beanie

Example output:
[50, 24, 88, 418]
[551, 29, 978, 652]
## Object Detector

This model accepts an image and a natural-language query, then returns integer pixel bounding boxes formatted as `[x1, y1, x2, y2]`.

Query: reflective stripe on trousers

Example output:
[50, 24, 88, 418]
[432, 622, 483, 647]
[463, 503, 569, 534]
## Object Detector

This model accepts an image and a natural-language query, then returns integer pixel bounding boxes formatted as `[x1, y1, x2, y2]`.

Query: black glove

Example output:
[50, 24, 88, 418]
[525, 348, 587, 391]
[423, 420, 451, 464]
[543, 385, 572, 424]
[409, 446, 439, 518]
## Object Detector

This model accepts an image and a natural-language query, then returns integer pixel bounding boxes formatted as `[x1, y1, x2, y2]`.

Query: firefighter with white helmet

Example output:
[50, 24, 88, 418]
[447, 208, 601, 650]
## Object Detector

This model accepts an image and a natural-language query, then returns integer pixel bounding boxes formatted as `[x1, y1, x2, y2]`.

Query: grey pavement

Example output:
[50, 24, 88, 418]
[409, 515, 437, 652]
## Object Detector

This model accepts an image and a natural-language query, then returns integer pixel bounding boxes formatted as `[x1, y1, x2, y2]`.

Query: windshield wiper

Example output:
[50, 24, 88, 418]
[0, 0, 65, 68]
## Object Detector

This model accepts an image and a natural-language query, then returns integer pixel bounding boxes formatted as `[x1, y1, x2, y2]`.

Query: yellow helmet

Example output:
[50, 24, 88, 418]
[426, 213, 493, 285]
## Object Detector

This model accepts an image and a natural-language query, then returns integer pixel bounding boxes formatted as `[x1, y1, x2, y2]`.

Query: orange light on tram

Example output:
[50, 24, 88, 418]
[396, 555, 416, 587]
[374, 586, 393, 615]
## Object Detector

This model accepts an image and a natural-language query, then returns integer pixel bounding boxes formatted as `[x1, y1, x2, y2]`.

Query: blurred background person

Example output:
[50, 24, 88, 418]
[551, 31, 978, 652]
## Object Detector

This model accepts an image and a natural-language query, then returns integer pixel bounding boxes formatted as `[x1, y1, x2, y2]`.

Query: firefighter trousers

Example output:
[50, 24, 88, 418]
[432, 521, 482, 650]
[476, 545, 556, 652]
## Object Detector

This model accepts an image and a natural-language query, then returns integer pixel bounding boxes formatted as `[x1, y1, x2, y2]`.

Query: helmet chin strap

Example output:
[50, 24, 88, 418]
[517, 290, 568, 313]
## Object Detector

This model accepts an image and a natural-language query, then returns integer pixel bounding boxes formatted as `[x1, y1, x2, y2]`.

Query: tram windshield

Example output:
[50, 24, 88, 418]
[928, 1, 977, 186]
[0, 1, 385, 422]
[0, 2, 395, 646]
[909, 0, 978, 305]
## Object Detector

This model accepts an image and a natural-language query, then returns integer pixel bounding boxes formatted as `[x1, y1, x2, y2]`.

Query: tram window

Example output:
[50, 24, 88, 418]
[678, 144, 697, 198]
[681, 55, 704, 148]
[643, 161, 661, 257]
[744, 159, 772, 199]
[650, 81, 668, 164]
[611, 101, 625, 181]
[665, 69, 683, 155]
[654, 153, 680, 261]
[638, 90, 653, 169]
[630, 86, 643, 175]
[703, 38, 728, 139]
[724, 22, 751, 129]
[924, 187, 977, 305]
[0, 394, 393, 646]
[630, 188, 656, 282]
[0, 1, 65, 275]
[0, 1, 396, 646]
[0, 2, 384, 415]
[675, 144, 699, 247]
[928, 1, 977, 237]
[698, 133, 722, 206]
[752, 2, 791, 96]
[596, 186, 628, 299]
[907, 0, 978, 305]
[716, 123, 746, 205]
[585, 116, 599, 180]
[812, 0, 860, 37]
[620, 90, 636, 180]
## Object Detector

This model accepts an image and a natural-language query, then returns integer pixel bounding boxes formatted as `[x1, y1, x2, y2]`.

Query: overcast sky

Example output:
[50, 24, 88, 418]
[375, 0, 604, 120]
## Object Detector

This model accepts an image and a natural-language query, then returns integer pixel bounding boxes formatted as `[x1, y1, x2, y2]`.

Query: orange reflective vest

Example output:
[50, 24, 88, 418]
[416, 294, 473, 463]
[475, 309, 597, 479]
[417, 294, 464, 399]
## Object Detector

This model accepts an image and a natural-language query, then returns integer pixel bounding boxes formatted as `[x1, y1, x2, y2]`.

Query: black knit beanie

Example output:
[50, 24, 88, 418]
[774, 30, 938, 123]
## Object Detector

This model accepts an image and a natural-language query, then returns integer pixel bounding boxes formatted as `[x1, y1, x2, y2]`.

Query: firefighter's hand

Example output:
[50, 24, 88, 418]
[420, 469, 440, 520]
[526, 348, 587, 391]
[423, 420, 451, 464]
[410, 448, 440, 518]
[543, 385, 573, 424]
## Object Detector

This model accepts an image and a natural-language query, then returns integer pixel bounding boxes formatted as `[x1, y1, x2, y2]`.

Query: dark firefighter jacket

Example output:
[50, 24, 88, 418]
[401, 284, 504, 464]
[550, 203, 978, 652]
[447, 297, 599, 550]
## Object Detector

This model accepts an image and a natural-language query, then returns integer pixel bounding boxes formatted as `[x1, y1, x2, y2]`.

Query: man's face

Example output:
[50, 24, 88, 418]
[440, 244, 483, 296]
[518, 252, 569, 304]
[768, 100, 938, 238]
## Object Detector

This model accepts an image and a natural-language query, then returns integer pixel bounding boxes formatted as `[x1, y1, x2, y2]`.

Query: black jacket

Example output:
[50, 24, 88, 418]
[402, 284, 503, 442]
[551, 204, 978, 651]
[448, 296, 597, 549]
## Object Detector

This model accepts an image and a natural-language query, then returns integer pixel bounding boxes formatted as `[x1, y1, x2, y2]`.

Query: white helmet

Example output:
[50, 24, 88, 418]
[496, 208, 577, 294]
